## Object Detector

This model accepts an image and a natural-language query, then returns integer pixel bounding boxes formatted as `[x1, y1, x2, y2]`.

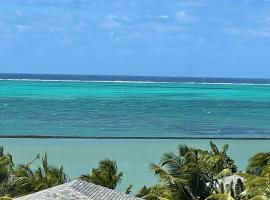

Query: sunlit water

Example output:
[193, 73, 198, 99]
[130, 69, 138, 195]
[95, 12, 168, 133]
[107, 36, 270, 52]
[0, 75, 270, 137]
[0, 74, 270, 193]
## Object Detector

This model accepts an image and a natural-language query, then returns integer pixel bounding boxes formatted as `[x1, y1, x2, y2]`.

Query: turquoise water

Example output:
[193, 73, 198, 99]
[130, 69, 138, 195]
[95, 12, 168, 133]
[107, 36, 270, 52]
[0, 79, 270, 137]
[0, 75, 270, 192]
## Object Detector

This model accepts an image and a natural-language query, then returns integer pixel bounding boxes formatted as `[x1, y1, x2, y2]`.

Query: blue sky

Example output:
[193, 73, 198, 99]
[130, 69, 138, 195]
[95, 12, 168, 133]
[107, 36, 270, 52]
[0, 0, 270, 78]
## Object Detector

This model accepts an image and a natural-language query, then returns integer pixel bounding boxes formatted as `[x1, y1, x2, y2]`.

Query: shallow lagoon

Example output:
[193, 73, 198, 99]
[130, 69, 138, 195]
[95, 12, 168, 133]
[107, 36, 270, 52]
[1, 139, 270, 192]
[1, 80, 270, 137]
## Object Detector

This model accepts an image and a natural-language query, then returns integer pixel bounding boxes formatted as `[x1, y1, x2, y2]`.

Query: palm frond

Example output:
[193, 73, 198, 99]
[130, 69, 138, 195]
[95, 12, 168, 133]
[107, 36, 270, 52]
[206, 193, 235, 200]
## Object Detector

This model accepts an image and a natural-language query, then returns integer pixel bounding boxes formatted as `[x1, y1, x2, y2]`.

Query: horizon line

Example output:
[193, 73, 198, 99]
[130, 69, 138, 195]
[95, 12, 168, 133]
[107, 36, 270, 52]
[1, 72, 270, 80]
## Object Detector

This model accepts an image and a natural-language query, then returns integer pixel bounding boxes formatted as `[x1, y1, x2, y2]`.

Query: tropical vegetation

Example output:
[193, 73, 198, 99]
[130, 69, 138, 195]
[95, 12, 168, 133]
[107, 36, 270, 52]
[136, 142, 270, 200]
[80, 159, 123, 190]
[0, 142, 269, 200]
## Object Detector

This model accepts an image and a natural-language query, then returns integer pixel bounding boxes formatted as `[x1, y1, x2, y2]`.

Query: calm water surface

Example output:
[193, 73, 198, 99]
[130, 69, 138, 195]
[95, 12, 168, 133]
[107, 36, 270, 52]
[0, 74, 270, 137]
[0, 74, 270, 192]
[1, 139, 270, 192]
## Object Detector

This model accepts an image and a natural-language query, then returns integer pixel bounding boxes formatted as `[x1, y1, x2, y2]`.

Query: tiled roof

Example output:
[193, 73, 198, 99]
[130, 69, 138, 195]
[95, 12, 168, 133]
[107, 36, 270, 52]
[15, 180, 142, 200]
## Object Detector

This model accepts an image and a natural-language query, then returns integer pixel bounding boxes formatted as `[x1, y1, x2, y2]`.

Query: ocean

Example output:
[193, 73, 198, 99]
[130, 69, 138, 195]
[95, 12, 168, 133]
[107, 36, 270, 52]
[0, 73, 270, 138]
[0, 73, 270, 192]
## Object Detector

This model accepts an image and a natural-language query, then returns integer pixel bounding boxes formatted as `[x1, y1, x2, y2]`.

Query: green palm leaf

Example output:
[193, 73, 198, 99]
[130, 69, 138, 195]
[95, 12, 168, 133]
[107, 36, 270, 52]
[206, 193, 235, 200]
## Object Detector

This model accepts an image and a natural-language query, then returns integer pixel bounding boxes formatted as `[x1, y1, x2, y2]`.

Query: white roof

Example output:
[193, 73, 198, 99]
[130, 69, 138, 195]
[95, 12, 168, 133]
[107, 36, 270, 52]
[15, 180, 142, 200]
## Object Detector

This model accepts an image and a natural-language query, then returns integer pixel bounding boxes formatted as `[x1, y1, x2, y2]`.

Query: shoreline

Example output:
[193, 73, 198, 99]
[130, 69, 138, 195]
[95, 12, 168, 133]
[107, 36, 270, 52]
[0, 135, 270, 140]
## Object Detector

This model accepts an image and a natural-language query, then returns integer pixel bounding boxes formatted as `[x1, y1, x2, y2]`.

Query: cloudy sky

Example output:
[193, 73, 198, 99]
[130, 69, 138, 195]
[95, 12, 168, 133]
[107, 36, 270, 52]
[0, 0, 270, 78]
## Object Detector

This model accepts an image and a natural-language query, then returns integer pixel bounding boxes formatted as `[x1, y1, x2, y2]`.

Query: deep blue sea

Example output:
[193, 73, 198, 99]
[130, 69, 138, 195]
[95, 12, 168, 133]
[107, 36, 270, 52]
[0, 73, 270, 137]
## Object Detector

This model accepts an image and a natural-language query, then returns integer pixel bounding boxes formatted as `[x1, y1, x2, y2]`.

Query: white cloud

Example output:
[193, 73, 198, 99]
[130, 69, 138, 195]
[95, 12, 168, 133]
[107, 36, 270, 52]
[158, 15, 169, 19]
[179, 0, 206, 7]
[101, 14, 121, 30]
[248, 28, 270, 37]
[15, 25, 31, 32]
[222, 26, 270, 38]
[175, 10, 198, 23]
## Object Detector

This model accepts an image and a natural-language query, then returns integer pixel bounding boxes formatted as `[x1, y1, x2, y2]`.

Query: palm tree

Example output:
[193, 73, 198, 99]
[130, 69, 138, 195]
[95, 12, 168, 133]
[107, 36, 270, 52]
[205, 193, 235, 200]
[137, 186, 152, 198]
[0, 147, 13, 197]
[11, 153, 68, 197]
[207, 178, 245, 200]
[147, 142, 237, 200]
[200, 142, 237, 179]
[80, 159, 123, 190]
[149, 145, 209, 199]
[0, 197, 12, 200]
[247, 152, 270, 176]
[237, 172, 270, 199]
[233, 152, 270, 199]
[137, 185, 172, 200]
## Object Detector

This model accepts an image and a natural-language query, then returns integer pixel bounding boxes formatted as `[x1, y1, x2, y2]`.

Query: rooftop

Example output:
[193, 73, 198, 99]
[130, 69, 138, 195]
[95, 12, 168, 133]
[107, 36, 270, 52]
[15, 180, 142, 200]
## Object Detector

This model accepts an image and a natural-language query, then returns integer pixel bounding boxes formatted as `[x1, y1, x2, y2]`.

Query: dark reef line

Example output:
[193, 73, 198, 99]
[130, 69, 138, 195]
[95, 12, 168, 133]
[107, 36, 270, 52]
[0, 135, 269, 140]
